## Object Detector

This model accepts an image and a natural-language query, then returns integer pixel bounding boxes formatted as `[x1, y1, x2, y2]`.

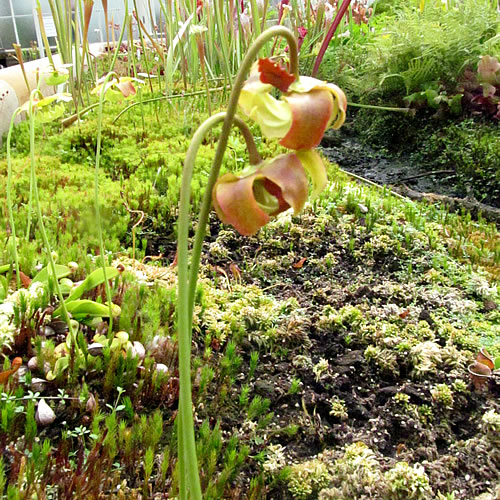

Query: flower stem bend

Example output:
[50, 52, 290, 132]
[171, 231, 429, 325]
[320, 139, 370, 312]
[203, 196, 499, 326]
[176, 112, 260, 500]
[187, 26, 298, 318]
[176, 25, 298, 500]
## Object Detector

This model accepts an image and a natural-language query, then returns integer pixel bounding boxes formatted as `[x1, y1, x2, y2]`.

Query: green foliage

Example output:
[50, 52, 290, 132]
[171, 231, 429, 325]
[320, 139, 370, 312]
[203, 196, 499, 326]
[425, 120, 500, 205]
[65, 267, 119, 303]
[24, 400, 37, 445]
[384, 461, 432, 499]
[287, 457, 331, 499]
[0, 31, 499, 496]
[353, 108, 428, 150]
[0, 155, 133, 271]
[321, 0, 499, 105]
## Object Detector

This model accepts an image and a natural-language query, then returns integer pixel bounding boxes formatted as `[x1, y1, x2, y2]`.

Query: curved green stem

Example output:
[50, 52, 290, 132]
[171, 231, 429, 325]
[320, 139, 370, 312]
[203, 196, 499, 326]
[347, 101, 412, 113]
[176, 26, 298, 500]
[27, 86, 45, 240]
[176, 112, 260, 500]
[187, 26, 298, 319]
[7, 108, 22, 287]
[27, 90, 76, 349]
[94, 73, 119, 338]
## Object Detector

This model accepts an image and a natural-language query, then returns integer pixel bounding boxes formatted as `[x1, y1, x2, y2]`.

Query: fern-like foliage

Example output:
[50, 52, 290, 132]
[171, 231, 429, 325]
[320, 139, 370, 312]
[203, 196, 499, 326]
[401, 57, 439, 94]
[327, 0, 500, 101]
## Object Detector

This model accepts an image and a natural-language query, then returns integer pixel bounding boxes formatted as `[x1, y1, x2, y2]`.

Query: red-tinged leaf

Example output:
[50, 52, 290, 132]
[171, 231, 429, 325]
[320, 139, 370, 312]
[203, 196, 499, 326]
[229, 263, 242, 280]
[0, 357, 22, 385]
[476, 348, 494, 370]
[399, 309, 410, 319]
[16, 271, 32, 288]
[258, 58, 295, 93]
[293, 257, 307, 269]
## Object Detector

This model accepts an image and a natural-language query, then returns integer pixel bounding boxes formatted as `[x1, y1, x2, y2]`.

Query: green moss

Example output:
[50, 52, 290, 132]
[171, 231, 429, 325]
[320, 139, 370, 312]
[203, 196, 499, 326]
[384, 461, 432, 500]
[0, 156, 133, 270]
[288, 458, 331, 499]
[430, 383, 454, 409]
[419, 120, 500, 206]
[320, 442, 385, 499]
[318, 305, 364, 333]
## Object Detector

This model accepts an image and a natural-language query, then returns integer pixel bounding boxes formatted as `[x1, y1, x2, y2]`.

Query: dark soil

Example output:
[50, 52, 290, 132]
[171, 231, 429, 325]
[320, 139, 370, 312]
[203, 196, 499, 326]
[194, 208, 500, 499]
[320, 128, 462, 198]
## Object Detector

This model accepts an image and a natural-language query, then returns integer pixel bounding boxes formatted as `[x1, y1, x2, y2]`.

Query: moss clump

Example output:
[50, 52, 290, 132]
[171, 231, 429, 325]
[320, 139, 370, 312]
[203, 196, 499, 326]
[200, 284, 306, 347]
[481, 409, 500, 445]
[329, 396, 348, 420]
[364, 345, 400, 376]
[430, 383, 454, 409]
[320, 442, 385, 499]
[317, 305, 364, 333]
[384, 461, 432, 500]
[287, 457, 331, 499]
[410, 341, 443, 378]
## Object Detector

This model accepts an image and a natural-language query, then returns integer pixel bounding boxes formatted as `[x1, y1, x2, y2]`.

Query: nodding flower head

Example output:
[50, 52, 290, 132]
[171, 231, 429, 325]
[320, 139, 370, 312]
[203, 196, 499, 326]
[239, 58, 347, 150]
[92, 76, 143, 101]
[43, 63, 73, 86]
[212, 149, 327, 235]
[21, 92, 73, 122]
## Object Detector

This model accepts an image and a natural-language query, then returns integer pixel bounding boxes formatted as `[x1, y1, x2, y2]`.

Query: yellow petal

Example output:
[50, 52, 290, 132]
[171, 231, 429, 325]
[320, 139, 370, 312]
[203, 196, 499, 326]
[239, 89, 292, 140]
[295, 150, 328, 198]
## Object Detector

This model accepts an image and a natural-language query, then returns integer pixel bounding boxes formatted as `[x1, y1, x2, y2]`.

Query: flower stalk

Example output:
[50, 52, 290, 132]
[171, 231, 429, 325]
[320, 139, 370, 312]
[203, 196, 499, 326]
[6, 108, 22, 288]
[94, 72, 120, 338]
[27, 89, 77, 357]
[176, 26, 299, 499]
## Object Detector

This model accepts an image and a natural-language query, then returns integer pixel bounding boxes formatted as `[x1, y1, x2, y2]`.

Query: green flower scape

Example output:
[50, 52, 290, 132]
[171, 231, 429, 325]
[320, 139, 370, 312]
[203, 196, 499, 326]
[0, 1, 498, 498]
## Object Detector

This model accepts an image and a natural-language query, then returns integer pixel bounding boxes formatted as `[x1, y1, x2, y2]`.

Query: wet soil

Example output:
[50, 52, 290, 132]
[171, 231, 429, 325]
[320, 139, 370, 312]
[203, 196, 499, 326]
[320, 129, 462, 198]
[197, 209, 500, 499]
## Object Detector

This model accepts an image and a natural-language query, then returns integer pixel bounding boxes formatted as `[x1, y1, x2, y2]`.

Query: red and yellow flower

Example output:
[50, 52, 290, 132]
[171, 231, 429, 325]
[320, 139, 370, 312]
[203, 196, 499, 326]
[213, 150, 326, 235]
[239, 58, 347, 151]
[91, 76, 143, 101]
[212, 57, 346, 235]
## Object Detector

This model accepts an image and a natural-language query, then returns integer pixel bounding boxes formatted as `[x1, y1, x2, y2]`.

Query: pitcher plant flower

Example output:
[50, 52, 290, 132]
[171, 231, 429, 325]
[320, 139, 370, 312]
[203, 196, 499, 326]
[20, 92, 73, 123]
[213, 149, 327, 235]
[239, 58, 347, 150]
[91, 75, 143, 101]
[174, 27, 345, 500]
[43, 64, 73, 86]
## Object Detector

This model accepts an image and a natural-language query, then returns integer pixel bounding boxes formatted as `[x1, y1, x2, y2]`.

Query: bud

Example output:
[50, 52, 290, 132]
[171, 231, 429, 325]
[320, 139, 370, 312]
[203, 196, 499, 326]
[86, 393, 97, 413]
[35, 398, 56, 426]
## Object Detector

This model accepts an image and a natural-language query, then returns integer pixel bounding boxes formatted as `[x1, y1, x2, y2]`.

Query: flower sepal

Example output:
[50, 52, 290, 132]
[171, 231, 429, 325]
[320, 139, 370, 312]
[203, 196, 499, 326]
[238, 58, 347, 151]
[213, 150, 327, 236]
